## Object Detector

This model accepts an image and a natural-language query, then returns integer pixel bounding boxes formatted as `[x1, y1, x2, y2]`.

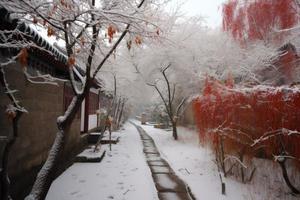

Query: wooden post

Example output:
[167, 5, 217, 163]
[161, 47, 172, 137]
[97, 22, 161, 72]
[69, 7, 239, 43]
[84, 91, 90, 133]
[109, 127, 112, 151]
[141, 113, 146, 125]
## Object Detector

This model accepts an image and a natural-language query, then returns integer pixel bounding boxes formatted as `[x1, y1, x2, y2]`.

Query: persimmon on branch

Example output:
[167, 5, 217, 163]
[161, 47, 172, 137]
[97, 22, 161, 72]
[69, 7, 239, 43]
[1, 0, 159, 199]
[1, 35, 63, 86]
[92, 1, 150, 78]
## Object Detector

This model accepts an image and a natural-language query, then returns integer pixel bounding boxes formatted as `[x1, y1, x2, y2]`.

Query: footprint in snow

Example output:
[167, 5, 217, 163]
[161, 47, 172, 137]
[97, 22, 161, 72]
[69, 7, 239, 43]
[76, 193, 83, 198]
[118, 186, 124, 190]
[79, 179, 86, 183]
[71, 174, 77, 179]
[108, 195, 114, 199]
[70, 191, 79, 195]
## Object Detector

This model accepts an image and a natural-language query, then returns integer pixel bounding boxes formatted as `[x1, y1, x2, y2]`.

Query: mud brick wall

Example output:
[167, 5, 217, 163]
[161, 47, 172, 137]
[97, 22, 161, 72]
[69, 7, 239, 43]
[0, 57, 87, 198]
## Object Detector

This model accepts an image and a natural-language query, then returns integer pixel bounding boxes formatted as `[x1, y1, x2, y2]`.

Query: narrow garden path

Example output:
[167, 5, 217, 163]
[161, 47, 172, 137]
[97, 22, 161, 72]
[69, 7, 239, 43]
[46, 123, 158, 200]
[46, 122, 196, 200]
[131, 122, 196, 200]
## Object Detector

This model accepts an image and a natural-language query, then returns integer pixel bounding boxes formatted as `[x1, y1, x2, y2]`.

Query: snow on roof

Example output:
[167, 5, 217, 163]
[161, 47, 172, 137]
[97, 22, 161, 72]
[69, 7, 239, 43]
[0, 6, 88, 82]
[17, 22, 69, 63]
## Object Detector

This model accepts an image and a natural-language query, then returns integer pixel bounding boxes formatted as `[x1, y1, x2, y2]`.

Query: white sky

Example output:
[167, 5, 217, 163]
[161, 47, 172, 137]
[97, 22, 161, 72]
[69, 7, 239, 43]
[171, 0, 228, 28]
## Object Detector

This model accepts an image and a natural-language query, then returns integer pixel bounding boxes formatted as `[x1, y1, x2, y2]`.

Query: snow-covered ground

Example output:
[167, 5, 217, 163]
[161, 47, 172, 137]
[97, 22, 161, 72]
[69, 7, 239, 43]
[134, 120, 297, 200]
[136, 119, 299, 200]
[46, 122, 158, 200]
[137, 120, 249, 200]
[46, 120, 298, 200]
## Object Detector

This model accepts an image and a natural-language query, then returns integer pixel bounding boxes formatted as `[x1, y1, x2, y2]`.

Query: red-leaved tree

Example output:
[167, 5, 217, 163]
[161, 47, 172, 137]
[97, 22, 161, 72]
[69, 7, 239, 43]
[222, 0, 299, 43]
[194, 77, 300, 193]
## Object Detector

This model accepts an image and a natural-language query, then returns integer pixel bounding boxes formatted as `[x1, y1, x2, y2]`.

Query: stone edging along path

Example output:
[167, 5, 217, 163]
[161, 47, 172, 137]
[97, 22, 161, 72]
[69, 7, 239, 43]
[131, 122, 196, 200]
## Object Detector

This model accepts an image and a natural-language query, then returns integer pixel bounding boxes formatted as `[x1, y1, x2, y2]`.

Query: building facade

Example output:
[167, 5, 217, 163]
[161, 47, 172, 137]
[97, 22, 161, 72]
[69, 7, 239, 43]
[0, 6, 102, 198]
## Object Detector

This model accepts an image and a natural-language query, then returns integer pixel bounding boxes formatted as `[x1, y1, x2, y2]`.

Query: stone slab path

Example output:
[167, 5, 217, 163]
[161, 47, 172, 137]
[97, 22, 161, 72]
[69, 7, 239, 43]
[131, 122, 196, 200]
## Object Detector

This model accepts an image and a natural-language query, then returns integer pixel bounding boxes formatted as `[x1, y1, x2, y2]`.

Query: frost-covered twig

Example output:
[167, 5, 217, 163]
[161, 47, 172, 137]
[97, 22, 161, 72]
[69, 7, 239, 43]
[0, 67, 27, 113]
[224, 155, 248, 169]
[92, 0, 147, 79]
[273, 25, 300, 33]
[24, 70, 67, 86]
[0, 59, 27, 200]
[273, 155, 300, 162]
[208, 121, 254, 146]
[252, 128, 300, 147]
[0, 55, 19, 67]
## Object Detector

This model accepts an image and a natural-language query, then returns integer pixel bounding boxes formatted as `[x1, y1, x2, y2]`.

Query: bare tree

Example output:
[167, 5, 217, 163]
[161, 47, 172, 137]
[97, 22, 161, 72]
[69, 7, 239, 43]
[147, 64, 186, 140]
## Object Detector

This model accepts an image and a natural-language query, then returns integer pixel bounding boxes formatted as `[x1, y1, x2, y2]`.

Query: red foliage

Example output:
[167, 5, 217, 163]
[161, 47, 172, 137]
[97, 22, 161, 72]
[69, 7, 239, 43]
[107, 25, 117, 43]
[67, 55, 75, 66]
[194, 78, 300, 163]
[222, 0, 238, 33]
[18, 48, 28, 68]
[222, 0, 298, 42]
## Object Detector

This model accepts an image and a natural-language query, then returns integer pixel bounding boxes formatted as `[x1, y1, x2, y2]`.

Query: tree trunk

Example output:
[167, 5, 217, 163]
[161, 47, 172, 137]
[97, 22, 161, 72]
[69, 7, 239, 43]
[25, 130, 65, 200]
[1, 139, 15, 200]
[239, 153, 245, 183]
[25, 93, 85, 200]
[215, 148, 226, 195]
[108, 126, 112, 151]
[113, 98, 121, 129]
[278, 159, 300, 194]
[117, 100, 125, 128]
[219, 136, 226, 177]
[172, 122, 178, 140]
[1, 113, 21, 200]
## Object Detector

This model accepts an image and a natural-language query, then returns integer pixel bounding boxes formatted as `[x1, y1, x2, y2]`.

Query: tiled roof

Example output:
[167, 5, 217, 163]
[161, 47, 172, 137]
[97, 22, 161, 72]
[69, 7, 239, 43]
[0, 6, 87, 80]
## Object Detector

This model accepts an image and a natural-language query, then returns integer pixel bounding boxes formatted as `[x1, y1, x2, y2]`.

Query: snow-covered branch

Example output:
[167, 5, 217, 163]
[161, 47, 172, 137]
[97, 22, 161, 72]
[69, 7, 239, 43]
[24, 69, 68, 86]
[224, 155, 248, 169]
[0, 66, 27, 113]
[252, 128, 300, 147]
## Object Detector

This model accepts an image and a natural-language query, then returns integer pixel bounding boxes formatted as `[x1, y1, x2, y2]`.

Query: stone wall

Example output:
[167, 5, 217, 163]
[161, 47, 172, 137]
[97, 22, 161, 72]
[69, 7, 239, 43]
[0, 58, 87, 198]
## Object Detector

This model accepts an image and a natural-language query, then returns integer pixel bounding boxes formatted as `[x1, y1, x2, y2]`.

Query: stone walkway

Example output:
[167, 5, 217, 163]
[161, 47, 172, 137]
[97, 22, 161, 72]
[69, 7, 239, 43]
[131, 122, 196, 200]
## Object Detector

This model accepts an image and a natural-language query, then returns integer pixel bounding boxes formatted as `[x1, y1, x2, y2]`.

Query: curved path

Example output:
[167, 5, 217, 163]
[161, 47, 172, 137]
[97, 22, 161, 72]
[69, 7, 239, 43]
[131, 122, 196, 200]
